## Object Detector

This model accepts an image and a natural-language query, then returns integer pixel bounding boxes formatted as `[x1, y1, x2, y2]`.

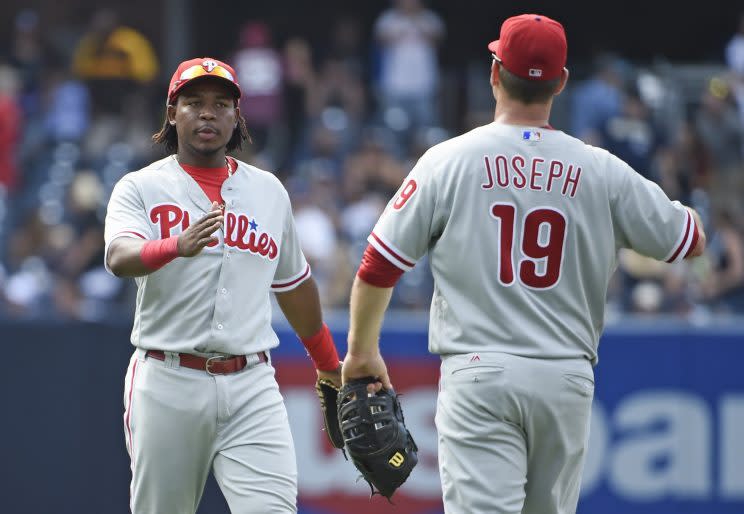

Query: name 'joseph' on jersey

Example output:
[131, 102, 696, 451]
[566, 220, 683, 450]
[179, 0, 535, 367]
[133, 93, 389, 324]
[370, 123, 697, 364]
[104, 156, 310, 356]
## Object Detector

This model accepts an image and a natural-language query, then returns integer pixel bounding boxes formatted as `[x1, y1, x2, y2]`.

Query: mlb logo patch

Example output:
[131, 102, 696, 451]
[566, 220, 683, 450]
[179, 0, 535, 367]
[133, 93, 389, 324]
[529, 68, 543, 78]
[522, 130, 542, 142]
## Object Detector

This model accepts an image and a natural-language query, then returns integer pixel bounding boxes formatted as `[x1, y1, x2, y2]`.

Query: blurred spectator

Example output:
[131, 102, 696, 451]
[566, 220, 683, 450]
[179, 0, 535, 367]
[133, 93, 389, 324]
[309, 58, 366, 122]
[72, 8, 158, 116]
[324, 16, 366, 80]
[726, 12, 744, 149]
[290, 167, 354, 307]
[600, 90, 668, 181]
[305, 57, 366, 157]
[294, 124, 346, 180]
[657, 120, 711, 200]
[342, 128, 406, 206]
[618, 250, 671, 314]
[52, 171, 120, 320]
[700, 209, 744, 311]
[8, 9, 45, 116]
[232, 21, 284, 164]
[281, 38, 317, 172]
[340, 191, 387, 245]
[373, 0, 445, 153]
[0, 66, 23, 191]
[295, 200, 338, 266]
[2, 210, 53, 317]
[630, 281, 666, 316]
[694, 78, 743, 213]
[70, 9, 159, 169]
[570, 53, 629, 145]
[54, 172, 105, 279]
[42, 57, 91, 145]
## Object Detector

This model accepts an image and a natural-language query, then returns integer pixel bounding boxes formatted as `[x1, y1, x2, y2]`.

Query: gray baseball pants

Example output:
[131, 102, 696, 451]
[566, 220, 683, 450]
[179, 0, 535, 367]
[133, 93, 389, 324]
[436, 351, 594, 514]
[123, 348, 297, 513]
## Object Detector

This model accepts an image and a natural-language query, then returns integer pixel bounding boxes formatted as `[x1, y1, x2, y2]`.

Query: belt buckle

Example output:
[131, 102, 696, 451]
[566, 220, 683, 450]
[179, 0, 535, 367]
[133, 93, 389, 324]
[205, 355, 228, 376]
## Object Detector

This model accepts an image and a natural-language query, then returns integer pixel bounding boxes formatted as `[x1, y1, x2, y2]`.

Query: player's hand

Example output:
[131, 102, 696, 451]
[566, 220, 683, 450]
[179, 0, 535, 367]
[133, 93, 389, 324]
[317, 361, 342, 389]
[177, 201, 224, 257]
[342, 350, 392, 393]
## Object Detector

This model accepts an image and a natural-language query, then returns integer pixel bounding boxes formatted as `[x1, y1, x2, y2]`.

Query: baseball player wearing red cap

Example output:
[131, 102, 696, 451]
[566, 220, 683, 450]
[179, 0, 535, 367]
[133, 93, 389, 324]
[104, 57, 341, 513]
[342, 14, 706, 514]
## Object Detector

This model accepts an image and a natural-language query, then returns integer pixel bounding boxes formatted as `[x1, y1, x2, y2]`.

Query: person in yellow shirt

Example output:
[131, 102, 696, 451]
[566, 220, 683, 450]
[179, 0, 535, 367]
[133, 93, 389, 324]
[72, 9, 158, 116]
[73, 8, 158, 83]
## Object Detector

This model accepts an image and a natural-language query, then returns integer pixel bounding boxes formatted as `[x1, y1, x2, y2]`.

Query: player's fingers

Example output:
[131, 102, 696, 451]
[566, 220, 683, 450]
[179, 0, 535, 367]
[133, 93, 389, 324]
[209, 200, 221, 212]
[193, 215, 223, 232]
[367, 382, 383, 394]
[191, 209, 222, 227]
[381, 377, 394, 391]
[195, 210, 223, 226]
[196, 236, 219, 248]
[198, 219, 223, 237]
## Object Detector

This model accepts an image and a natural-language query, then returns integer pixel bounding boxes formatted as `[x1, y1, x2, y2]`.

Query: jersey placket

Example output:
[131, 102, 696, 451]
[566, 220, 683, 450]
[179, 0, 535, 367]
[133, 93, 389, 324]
[211, 181, 238, 342]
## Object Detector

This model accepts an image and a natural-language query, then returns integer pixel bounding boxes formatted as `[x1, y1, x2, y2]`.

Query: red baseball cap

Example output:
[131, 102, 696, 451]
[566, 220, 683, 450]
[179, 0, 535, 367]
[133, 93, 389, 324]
[488, 14, 567, 81]
[167, 57, 241, 103]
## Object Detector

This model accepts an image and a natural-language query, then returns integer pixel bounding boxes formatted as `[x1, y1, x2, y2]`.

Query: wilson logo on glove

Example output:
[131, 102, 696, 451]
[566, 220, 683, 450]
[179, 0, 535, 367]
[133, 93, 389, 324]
[388, 452, 405, 468]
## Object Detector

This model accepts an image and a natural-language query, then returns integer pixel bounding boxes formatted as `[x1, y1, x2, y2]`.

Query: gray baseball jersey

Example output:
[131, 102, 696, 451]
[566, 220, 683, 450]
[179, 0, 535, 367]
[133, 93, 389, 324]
[370, 123, 696, 364]
[108, 155, 307, 513]
[104, 155, 311, 355]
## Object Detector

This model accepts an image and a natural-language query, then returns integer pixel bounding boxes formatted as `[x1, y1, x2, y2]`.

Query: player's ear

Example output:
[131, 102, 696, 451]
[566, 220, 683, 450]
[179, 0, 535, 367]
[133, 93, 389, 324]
[490, 60, 500, 88]
[167, 103, 177, 125]
[234, 105, 240, 128]
[554, 68, 569, 96]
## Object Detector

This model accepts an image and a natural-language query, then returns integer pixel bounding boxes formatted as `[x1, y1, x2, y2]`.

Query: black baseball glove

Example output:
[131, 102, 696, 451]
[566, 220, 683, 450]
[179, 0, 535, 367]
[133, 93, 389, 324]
[315, 378, 345, 449]
[337, 377, 418, 499]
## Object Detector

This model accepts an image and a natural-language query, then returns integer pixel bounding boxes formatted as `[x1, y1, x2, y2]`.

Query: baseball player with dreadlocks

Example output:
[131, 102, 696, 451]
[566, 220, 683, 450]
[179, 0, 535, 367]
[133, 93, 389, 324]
[104, 57, 341, 513]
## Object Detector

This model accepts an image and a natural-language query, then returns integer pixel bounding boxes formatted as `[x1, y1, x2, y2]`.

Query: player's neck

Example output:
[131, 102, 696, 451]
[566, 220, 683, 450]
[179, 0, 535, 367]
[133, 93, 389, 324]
[493, 96, 553, 127]
[176, 148, 227, 169]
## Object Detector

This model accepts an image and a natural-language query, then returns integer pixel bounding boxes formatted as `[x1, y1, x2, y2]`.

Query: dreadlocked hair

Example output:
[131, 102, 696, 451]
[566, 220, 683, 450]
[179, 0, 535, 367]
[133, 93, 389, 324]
[151, 110, 251, 155]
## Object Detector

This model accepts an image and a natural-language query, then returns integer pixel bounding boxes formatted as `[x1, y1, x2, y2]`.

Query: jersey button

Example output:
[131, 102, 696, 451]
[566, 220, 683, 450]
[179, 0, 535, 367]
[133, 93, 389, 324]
[217, 323, 224, 330]
[221, 288, 227, 294]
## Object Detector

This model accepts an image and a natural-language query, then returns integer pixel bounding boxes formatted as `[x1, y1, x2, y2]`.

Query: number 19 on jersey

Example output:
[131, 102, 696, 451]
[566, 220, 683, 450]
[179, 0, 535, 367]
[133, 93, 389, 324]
[490, 203, 567, 290]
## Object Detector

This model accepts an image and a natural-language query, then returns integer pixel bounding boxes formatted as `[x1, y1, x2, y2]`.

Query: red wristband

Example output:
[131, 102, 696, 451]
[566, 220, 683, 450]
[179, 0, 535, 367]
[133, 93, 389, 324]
[300, 323, 340, 371]
[140, 236, 180, 271]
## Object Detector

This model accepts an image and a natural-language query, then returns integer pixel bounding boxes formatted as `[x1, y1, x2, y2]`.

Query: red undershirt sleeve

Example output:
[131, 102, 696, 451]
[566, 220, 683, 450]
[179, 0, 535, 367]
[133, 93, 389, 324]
[356, 244, 405, 288]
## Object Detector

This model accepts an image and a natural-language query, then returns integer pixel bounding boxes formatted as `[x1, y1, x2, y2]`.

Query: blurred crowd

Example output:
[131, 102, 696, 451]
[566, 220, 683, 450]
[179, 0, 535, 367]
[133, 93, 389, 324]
[0, 1, 743, 322]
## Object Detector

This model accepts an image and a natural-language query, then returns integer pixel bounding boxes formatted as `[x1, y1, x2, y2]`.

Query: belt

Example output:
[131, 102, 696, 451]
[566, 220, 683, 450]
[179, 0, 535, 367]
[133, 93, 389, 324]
[146, 350, 267, 375]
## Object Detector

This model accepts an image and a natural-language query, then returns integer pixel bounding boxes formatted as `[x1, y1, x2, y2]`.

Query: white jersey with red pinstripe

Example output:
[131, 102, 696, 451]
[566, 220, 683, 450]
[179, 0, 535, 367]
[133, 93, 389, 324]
[369, 123, 698, 364]
[104, 155, 311, 356]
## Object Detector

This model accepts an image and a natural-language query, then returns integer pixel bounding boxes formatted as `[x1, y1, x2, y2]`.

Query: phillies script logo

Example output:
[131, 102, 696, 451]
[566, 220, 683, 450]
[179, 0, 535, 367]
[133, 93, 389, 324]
[150, 204, 278, 260]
